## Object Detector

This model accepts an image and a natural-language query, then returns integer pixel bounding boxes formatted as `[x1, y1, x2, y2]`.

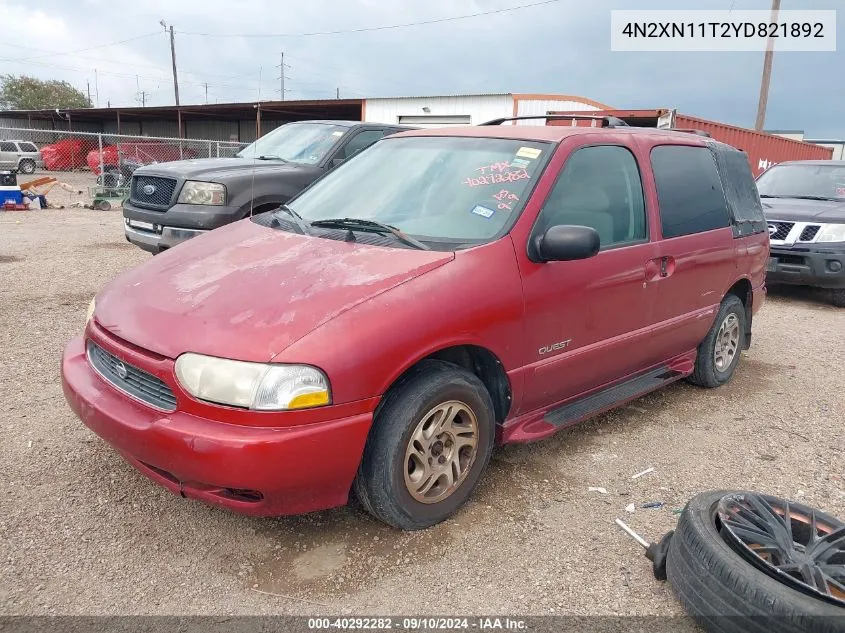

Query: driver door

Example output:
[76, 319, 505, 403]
[517, 142, 659, 414]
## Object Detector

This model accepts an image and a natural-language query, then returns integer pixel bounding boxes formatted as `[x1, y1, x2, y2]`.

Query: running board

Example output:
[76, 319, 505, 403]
[544, 367, 682, 428]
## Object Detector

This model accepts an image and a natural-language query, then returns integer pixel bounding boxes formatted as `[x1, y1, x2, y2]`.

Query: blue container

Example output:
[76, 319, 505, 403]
[0, 186, 24, 205]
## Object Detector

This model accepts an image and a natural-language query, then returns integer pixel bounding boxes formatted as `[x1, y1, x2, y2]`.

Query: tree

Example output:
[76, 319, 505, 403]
[0, 75, 91, 110]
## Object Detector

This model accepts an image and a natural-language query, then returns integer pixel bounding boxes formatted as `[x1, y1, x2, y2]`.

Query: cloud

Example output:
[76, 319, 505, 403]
[1, 0, 842, 137]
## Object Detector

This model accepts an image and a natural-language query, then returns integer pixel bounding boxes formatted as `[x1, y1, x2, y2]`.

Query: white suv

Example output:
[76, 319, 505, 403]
[0, 140, 42, 174]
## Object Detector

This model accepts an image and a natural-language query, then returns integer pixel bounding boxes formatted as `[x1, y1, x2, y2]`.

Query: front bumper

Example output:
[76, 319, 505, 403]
[124, 222, 207, 254]
[123, 199, 246, 253]
[766, 245, 845, 289]
[61, 336, 373, 517]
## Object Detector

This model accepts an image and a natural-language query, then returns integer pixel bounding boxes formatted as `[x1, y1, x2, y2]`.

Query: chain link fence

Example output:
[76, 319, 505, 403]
[0, 126, 248, 209]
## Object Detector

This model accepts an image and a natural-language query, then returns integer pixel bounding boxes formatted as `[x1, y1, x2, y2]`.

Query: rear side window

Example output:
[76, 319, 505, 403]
[19, 142, 38, 152]
[0, 142, 16, 152]
[340, 130, 386, 160]
[651, 145, 731, 239]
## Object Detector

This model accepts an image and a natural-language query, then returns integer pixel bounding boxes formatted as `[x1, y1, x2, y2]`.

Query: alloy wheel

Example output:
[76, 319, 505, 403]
[403, 400, 479, 504]
[713, 313, 740, 372]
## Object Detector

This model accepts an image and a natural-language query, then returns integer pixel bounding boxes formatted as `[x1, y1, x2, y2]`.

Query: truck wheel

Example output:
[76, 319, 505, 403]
[688, 295, 746, 388]
[666, 490, 845, 633]
[830, 289, 845, 308]
[18, 159, 35, 174]
[353, 360, 495, 530]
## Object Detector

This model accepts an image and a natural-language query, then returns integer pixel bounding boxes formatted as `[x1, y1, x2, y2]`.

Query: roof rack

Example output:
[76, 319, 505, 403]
[665, 127, 712, 137]
[479, 114, 630, 127]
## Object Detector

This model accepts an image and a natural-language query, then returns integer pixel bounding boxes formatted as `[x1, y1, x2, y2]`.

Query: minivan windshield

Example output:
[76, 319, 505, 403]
[236, 122, 348, 164]
[756, 163, 845, 200]
[286, 135, 551, 245]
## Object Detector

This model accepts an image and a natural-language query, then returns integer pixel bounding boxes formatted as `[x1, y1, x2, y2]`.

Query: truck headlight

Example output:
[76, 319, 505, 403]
[816, 224, 845, 243]
[174, 353, 331, 410]
[177, 181, 226, 205]
[86, 297, 96, 323]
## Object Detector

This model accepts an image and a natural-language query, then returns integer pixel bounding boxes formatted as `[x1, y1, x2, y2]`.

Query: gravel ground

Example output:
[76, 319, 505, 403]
[1, 209, 843, 618]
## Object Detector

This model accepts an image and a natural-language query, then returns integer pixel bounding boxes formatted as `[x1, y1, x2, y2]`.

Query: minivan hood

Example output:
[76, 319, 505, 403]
[95, 220, 454, 361]
[136, 157, 305, 180]
[761, 197, 845, 223]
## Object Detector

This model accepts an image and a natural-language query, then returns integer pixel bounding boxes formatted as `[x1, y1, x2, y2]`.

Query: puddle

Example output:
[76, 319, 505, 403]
[0, 255, 23, 263]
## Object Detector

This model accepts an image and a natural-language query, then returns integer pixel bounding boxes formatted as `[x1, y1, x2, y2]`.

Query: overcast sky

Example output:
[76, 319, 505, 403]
[1, 0, 842, 138]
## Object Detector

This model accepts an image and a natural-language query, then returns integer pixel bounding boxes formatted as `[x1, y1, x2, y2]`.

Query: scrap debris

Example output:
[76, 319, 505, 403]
[631, 467, 655, 480]
[588, 486, 609, 495]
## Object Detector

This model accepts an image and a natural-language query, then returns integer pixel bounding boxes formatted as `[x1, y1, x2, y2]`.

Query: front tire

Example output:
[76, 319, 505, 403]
[688, 295, 746, 388]
[353, 360, 495, 530]
[18, 159, 35, 174]
[830, 289, 845, 308]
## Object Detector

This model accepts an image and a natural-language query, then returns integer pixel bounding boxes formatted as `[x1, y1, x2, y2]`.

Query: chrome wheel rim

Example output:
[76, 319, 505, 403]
[403, 400, 479, 504]
[714, 313, 740, 372]
[718, 493, 845, 607]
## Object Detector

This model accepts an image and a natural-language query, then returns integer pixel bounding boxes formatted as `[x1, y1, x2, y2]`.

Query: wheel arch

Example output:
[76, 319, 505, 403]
[375, 344, 513, 425]
[724, 277, 753, 349]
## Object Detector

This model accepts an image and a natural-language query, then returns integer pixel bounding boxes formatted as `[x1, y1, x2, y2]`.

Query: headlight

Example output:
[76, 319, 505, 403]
[816, 224, 845, 243]
[174, 353, 331, 410]
[177, 181, 226, 205]
[85, 297, 96, 323]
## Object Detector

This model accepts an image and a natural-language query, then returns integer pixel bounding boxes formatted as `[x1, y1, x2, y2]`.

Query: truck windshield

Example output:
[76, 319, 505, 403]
[756, 163, 845, 200]
[287, 135, 551, 245]
[236, 122, 348, 164]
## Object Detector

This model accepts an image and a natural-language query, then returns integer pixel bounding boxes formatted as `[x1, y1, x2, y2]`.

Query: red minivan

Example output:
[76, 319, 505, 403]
[62, 117, 769, 530]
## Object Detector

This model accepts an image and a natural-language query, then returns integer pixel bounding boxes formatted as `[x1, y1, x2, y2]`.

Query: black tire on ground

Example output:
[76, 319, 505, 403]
[666, 490, 845, 633]
[687, 294, 746, 388]
[830, 289, 845, 308]
[18, 159, 35, 174]
[353, 359, 495, 531]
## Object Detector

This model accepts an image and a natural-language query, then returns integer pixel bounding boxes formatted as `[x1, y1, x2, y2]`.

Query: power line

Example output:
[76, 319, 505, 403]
[0, 32, 161, 63]
[176, 0, 563, 38]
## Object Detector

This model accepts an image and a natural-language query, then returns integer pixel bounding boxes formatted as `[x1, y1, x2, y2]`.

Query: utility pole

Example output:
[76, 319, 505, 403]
[204, 82, 208, 104]
[141, 91, 146, 107]
[94, 69, 99, 107]
[277, 51, 285, 100]
[161, 20, 180, 105]
[336, 87, 340, 99]
[87, 80, 91, 105]
[755, 0, 781, 131]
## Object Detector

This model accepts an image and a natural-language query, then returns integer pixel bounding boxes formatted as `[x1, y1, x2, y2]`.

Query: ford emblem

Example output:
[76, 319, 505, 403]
[115, 361, 128, 380]
[142, 184, 156, 196]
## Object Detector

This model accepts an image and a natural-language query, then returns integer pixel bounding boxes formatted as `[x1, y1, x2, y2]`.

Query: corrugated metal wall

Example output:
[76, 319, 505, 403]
[674, 114, 833, 176]
[363, 94, 513, 127]
[810, 142, 845, 160]
[185, 119, 239, 141]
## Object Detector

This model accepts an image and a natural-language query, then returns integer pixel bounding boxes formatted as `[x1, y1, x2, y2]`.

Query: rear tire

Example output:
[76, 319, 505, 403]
[688, 295, 746, 388]
[353, 360, 495, 530]
[830, 289, 845, 308]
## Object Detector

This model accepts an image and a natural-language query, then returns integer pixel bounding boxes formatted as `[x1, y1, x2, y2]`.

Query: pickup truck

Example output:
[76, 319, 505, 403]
[122, 120, 412, 254]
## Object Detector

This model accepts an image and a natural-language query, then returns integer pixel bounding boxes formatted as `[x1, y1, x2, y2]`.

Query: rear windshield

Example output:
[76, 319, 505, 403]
[287, 135, 552, 244]
[756, 163, 845, 200]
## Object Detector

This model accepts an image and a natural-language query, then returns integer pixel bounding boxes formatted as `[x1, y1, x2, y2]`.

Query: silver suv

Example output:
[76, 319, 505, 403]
[0, 140, 42, 174]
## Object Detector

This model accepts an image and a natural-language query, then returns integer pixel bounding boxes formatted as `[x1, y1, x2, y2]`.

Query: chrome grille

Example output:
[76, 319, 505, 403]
[798, 225, 821, 242]
[768, 221, 793, 241]
[130, 175, 177, 209]
[86, 341, 176, 411]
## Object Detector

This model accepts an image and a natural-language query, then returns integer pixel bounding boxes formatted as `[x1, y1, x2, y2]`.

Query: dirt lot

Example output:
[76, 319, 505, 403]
[1, 209, 843, 617]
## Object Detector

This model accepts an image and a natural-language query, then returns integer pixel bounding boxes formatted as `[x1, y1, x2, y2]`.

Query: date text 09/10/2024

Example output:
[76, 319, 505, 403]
[307, 617, 528, 630]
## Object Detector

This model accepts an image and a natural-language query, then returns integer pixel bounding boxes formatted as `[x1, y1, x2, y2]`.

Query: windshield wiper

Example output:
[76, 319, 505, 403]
[310, 217, 430, 250]
[759, 194, 786, 198]
[271, 204, 312, 236]
[249, 155, 287, 162]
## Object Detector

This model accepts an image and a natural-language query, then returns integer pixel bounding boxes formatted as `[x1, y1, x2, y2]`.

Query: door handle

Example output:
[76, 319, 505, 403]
[646, 256, 676, 282]
[660, 256, 668, 277]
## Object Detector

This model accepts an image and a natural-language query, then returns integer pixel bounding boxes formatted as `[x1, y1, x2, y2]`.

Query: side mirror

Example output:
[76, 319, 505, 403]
[532, 225, 600, 263]
[331, 157, 345, 168]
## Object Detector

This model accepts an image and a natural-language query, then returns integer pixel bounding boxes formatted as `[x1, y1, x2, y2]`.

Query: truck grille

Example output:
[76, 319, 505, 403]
[798, 225, 821, 242]
[86, 341, 177, 411]
[130, 175, 177, 209]
[768, 222, 793, 241]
